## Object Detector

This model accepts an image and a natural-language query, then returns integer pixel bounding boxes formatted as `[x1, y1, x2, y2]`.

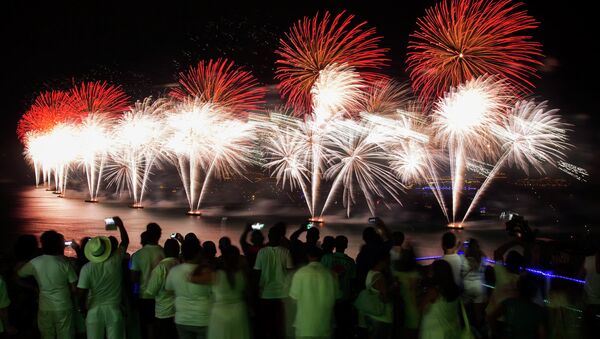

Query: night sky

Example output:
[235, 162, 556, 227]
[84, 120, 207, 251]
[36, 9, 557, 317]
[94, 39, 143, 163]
[2, 0, 596, 187]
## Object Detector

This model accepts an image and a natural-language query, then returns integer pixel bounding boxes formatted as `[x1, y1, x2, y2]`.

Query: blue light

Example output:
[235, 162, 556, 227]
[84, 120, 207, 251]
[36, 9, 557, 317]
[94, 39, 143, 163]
[415, 256, 585, 284]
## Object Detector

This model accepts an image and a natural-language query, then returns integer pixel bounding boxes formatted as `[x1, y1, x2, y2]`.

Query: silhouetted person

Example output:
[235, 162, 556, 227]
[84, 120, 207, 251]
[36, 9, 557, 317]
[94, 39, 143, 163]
[321, 236, 335, 256]
[147, 239, 180, 339]
[441, 231, 466, 287]
[363, 250, 394, 339]
[18, 230, 78, 339]
[322, 235, 356, 339]
[581, 245, 600, 339]
[420, 260, 461, 338]
[290, 246, 340, 339]
[290, 223, 322, 266]
[487, 274, 547, 339]
[166, 237, 212, 339]
[254, 225, 293, 339]
[77, 216, 129, 339]
[191, 246, 251, 339]
[240, 223, 265, 267]
[131, 228, 164, 339]
[218, 237, 232, 257]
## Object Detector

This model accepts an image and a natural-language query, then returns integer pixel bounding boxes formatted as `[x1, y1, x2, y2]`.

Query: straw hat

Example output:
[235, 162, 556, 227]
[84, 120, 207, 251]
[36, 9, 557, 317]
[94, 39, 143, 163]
[84, 236, 112, 263]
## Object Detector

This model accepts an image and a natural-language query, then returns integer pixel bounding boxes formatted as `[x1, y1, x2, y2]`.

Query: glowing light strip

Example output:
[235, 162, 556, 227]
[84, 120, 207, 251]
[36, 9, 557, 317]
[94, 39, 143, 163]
[415, 256, 585, 284]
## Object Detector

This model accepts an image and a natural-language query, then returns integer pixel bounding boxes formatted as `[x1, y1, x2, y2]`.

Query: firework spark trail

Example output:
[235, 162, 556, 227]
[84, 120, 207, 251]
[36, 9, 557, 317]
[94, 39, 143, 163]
[363, 111, 449, 220]
[262, 113, 314, 215]
[76, 114, 113, 201]
[166, 102, 256, 214]
[107, 97, 170, 206]
[461, 100, 571, 223]
[466, 158, 493, 176]
[69, 81, 129, 201]
[306, 63, 364, 215]
[557, 161, 588, 182]
[407, 0, 543, 100]
[321, 119, 404, 217]
[433, 76, 509, 221]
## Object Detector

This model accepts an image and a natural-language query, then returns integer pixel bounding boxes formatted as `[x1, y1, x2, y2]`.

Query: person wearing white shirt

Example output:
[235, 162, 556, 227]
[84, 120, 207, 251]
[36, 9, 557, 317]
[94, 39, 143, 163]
[165, 236, 212, 339]
[440, 232, 466, 287]
[130, 227, 165, 339]
[147, 238, 180, 338]
[289, 246, 340, 339]
[18, 230, 78, 339]
[77, 216, 129, 339]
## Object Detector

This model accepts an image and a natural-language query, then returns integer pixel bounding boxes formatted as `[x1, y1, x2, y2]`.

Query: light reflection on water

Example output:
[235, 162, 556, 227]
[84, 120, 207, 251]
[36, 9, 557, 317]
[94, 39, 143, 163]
[8, 187, 511, 259]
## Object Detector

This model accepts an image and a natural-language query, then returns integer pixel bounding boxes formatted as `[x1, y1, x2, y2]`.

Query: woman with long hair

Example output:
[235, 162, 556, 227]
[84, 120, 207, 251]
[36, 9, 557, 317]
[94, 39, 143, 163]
[462, 238, 487, 336]
[419, 260, 461, 339]
[191, 246, 250, 339]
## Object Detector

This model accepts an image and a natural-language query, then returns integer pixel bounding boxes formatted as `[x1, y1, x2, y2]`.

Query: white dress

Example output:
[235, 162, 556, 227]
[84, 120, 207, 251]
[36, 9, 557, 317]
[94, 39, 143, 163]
[207, 270, 250, 339]
[420, 295, 460, 339]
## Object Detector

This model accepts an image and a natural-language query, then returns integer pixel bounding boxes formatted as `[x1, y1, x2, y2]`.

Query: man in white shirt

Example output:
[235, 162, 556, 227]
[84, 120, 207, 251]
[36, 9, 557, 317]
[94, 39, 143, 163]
[18, 230, 78, 339]
[77, 216, 129, 339]
[254, 226, 293, 339]
[130, 225, 164, 339]
[165, 236, 212, 339]
[147, 238, 180, 338]
[290, 246, 340, 339]
[440, 232, 466, 287]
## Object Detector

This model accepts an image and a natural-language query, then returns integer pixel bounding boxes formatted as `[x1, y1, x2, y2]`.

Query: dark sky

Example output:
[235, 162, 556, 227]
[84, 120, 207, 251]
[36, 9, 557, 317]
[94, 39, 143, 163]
[2, 0, 597, 184]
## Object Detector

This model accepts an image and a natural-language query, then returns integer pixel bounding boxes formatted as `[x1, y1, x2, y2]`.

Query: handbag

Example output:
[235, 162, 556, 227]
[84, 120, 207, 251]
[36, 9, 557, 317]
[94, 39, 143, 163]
[459, 300, 476, 339]
[354, 288, 385, 316]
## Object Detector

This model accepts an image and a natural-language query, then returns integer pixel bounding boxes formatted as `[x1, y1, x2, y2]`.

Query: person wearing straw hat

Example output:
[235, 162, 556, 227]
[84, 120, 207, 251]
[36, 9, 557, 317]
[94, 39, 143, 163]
[77, 217, 129, 339]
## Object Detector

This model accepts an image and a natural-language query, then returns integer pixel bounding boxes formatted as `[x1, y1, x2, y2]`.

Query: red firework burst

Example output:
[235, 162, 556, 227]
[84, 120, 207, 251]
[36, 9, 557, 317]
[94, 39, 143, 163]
[16, 91, 76, 143]
[69, 81, 130, 117]
[275, 11, 389, 114]
[170, 58, 266, 116]
[407, 0, 543, 100]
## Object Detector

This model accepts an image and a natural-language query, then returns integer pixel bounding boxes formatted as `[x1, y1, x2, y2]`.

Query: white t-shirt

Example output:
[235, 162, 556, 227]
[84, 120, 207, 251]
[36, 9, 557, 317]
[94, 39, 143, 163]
[0, 276, 10, 333]
[131, 244, 164, 299]
[254, 246, 293, 299]
[18, 254, 78, 311]
[78, 248, 125, 308]
[441, 254, 466, 287]
[146, 257, 179, 318]
[165, 263, 212, 327]
[584, 255, 600, 304]
[289, 262, 340, 337]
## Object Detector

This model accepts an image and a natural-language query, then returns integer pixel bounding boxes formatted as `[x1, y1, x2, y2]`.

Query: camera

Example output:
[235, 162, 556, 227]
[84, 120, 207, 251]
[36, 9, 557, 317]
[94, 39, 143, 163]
[306, 222, 314, 229]
[251, 223, 265, 230]
[170, 232, 177, 238]
[368, 217, 379, 224]
[104, 217, 116, 230]
[64, 241, 73, 247]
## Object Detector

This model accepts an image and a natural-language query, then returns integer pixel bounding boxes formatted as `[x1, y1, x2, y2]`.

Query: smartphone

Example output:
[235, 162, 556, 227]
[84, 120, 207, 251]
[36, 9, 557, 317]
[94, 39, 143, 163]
[104, 217, 117, 230]
[368, 217, 378, 224]
[306, 222, 314, 229]
[64, 241, 73, 246]
[251, 223, 265, 230]
[463, 240, 470, 248]
[170, 232, 177, 238]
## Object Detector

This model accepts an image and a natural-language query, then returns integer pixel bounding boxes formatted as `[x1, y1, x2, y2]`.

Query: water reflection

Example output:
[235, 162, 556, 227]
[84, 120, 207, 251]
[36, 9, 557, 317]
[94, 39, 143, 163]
[8, 186, 511, 258]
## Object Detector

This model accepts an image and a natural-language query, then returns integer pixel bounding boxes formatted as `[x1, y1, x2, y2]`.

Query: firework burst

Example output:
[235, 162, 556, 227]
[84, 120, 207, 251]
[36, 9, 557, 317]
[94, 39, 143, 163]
[165, 101, 256, 214]
[461, 100, 571, 222]
[322, 119, 404, 217]
[276, 11, 388, 114]
[407, 0, 542, 100]
[170, 58, 266, 116]
[107, 97, 171, 207]
[433, 76, 510, 221]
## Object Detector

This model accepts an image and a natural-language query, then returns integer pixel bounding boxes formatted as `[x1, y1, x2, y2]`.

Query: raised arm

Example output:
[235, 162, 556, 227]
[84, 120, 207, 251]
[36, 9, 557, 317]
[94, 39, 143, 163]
[240, 223, 252, 253]
[113, 216, 129, 252]
[291, 224, 307, 243]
